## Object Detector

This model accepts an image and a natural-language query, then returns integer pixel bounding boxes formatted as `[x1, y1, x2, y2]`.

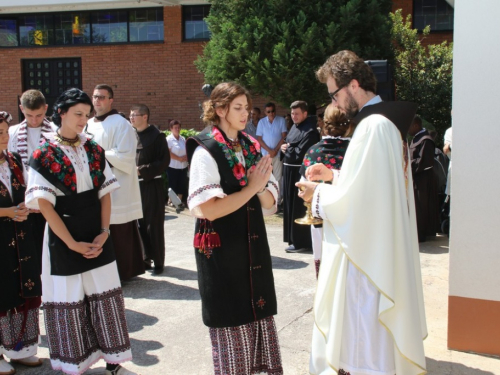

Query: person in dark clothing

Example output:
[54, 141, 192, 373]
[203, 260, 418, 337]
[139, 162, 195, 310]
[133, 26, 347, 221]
[186, 82, 283, 375]
[130, 104, 170, 275]
[409, 115, 438, 242]
[281, 100, 320, 253]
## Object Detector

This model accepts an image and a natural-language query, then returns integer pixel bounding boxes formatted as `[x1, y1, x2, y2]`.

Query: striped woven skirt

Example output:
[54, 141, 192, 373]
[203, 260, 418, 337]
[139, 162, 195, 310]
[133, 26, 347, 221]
[209, 316, 283, 375]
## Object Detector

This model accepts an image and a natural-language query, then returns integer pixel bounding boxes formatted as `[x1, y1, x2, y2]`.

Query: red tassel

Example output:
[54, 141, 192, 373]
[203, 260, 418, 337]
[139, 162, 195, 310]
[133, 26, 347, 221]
[194, 233, 202, 248]
[210, 231, 221, 248]
[200, 233, 207, 251]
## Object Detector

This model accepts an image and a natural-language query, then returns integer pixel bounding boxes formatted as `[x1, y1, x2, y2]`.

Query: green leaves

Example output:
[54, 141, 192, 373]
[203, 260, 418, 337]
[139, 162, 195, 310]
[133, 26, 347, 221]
[196, 0, 392, 108]
[390, 10, 453, 139]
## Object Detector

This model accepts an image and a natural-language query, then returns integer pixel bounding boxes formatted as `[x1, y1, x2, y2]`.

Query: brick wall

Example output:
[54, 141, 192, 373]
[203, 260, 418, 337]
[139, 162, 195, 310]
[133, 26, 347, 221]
[392, 0, 453, 46]
[0, 7, 209, 131]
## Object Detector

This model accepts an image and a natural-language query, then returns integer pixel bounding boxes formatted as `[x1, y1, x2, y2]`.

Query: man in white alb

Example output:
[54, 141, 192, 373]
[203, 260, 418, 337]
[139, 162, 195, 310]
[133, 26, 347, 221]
[297, 50, 427, 375]
[86, 84, 145, 280]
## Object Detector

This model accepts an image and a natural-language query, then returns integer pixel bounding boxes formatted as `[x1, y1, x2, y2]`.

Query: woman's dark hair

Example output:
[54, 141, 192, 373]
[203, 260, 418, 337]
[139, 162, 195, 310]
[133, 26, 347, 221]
[52, 88, 94, 127]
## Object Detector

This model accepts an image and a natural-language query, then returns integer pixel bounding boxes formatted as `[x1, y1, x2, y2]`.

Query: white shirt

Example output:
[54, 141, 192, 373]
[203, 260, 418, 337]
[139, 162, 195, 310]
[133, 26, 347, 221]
[167, 133, 188, 169]
[86, 114, 142, 224]
[256, 116, 287, 156]
[187, 146, 279, 218]
[25, 133, 119, 209]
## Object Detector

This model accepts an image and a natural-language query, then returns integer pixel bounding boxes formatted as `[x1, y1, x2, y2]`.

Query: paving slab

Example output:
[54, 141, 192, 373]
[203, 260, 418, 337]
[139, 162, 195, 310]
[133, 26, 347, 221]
[14, 210, 500, 374]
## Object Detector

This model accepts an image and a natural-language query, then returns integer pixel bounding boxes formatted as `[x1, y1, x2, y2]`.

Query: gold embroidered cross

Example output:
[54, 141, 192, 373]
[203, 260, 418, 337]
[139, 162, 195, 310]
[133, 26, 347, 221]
[18, 230, 26, 240]
[250, 234, 259, 240]
[0, 187, 7, 197]
[12, 179, 20, 190]
[20, 256, 31, 262]
[8, 238, 16, 247]
[24, 279, 35, 290]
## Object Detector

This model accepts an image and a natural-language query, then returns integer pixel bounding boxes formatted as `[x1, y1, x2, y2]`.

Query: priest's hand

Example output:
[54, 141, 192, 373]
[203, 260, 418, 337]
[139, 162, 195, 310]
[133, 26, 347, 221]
[248, 155, 272, 193]
[305, 163, 333, 182]
[296, 181, 318, 203]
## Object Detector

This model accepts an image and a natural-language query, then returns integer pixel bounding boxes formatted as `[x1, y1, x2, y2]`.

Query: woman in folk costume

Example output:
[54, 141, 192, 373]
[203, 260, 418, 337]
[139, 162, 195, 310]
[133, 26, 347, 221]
[299, 105, 353, 279]
[186, 82, 283, 375]
[0, 111, 43, 375]
[25, 89, 137, 375]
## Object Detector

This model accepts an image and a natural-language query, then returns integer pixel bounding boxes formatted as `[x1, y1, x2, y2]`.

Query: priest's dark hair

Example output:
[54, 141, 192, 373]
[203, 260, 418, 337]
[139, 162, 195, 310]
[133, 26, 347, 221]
[316, 50, 377, 94]
[131, 104, 150, 121]
[202, 82, 252, 125]
[94, 84, 114, 99]
[52, 88, 94, 127]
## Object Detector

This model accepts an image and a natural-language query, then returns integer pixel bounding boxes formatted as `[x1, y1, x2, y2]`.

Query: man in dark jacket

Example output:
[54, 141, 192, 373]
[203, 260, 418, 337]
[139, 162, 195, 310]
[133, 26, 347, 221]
[409, 115, 438, 242]
[281, 100, 320, 252]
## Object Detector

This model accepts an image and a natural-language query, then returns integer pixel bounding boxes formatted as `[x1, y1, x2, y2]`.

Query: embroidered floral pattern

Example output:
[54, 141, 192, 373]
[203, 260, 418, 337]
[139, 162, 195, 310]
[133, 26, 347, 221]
[26, 185, 57, 198]
[187, 183, 222, 205]
[301, 138, 349, 172]
[32, 140, 105, 193]
[100, 177, 118, 191]
[208, 127, 261, 187]
[0, 306, 39, 351]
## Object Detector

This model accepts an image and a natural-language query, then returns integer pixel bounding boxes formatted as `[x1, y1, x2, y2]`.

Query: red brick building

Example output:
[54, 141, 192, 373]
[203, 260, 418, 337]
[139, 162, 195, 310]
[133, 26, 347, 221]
[0, 0, 453, 130]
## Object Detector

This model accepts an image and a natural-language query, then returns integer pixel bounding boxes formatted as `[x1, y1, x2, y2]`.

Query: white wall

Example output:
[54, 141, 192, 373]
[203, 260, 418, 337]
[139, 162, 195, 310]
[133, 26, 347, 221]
[449, 0, 500, 301]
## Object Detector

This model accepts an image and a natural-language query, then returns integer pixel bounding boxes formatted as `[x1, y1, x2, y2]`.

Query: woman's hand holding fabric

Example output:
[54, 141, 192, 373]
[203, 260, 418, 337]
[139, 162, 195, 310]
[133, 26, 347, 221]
[305, 163, 333, 182]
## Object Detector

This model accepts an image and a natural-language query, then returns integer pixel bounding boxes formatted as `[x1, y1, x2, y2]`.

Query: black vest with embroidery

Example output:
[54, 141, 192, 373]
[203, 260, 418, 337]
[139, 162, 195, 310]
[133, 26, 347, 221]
[0, 152, 42, 311]
[187, 132, 278, 328]
[29, 140, 116, 276]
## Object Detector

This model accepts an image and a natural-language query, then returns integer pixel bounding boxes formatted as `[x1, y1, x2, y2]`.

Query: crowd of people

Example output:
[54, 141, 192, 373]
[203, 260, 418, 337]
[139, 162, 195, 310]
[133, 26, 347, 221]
[0, 49, 453, 375]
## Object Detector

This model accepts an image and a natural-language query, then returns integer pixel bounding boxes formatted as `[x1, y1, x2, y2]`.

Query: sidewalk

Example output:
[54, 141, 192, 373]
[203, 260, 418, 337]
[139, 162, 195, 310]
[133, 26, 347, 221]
[15, 209, 500, 374]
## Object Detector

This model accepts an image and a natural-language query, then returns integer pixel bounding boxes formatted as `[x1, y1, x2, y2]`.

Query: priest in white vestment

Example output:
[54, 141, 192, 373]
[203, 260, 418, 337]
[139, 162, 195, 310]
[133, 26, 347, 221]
[297, 51, 427, 375]
[86, 84, 145, 279]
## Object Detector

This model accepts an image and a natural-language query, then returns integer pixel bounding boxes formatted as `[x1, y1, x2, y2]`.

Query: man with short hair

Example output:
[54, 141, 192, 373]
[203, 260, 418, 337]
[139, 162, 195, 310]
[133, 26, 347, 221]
[244, 107, 261, 138]
[280, 100, 319, 253]
[256, 103, 287, 185]
[297, 50, 427, 375]
[130, 104, 170, 275]
[408, 115, 438, 242]
[86, 84, 145, 280]
[9, 89, 54, 169]
[8, 89, 53, 267]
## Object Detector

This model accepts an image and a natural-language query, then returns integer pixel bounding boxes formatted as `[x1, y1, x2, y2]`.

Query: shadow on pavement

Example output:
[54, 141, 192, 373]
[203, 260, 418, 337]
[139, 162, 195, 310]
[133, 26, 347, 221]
[426, 357, 496, 374]
[126, 309, 159, 333]
[164, 266, 198, 281]
[130, 337, 162, 367]
[164, 214, 178, 221]
[271, 255, 308, 270]
[122, 278, 200, 301]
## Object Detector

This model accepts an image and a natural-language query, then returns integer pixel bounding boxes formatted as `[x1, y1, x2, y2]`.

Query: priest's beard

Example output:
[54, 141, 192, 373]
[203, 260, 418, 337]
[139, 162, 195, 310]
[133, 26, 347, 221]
[343, 91, 360, 120]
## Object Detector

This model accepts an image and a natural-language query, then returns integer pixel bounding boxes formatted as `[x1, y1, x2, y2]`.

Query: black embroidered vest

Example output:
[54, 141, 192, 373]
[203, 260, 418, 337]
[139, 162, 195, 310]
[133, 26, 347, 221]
[29, 140, 115, 276]
[187, 132, 278, 328]
[0, 152, 42, 311]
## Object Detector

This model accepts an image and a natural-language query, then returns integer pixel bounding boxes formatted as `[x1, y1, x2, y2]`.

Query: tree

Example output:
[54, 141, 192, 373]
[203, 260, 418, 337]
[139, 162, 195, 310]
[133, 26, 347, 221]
[196, 0, 393, 108]
[390, 10, 453, 140]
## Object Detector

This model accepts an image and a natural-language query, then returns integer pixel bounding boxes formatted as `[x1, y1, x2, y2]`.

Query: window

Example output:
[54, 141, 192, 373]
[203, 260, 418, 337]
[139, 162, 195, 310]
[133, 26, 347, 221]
[54, 13, 91, 45]
[92, 10, 127, 43]
[183, 5, 210, 41]
[0, 19, 18, 46]
[0, 7, 163, 48]
[19, 15, 54, 46]
[414, 0, 454, 31]
[130, 9, 164, 42]
[22, 58, 82, 115]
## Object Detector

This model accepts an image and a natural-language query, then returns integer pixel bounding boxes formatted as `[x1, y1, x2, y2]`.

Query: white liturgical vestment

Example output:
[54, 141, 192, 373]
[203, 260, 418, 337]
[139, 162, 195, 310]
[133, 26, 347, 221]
[309, 114, 427, 375]
[86, 114, 142, 224]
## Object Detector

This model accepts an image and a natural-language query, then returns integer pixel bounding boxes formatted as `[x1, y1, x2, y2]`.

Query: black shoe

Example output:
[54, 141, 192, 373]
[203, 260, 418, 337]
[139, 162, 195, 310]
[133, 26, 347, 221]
[144, 261, 153, 270]
[286, 247, 312, 253]
[152, 266, 164, 275]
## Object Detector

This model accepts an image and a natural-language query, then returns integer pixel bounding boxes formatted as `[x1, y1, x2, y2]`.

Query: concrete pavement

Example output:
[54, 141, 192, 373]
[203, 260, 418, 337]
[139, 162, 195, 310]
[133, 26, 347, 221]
[14, 209, 500, 374]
